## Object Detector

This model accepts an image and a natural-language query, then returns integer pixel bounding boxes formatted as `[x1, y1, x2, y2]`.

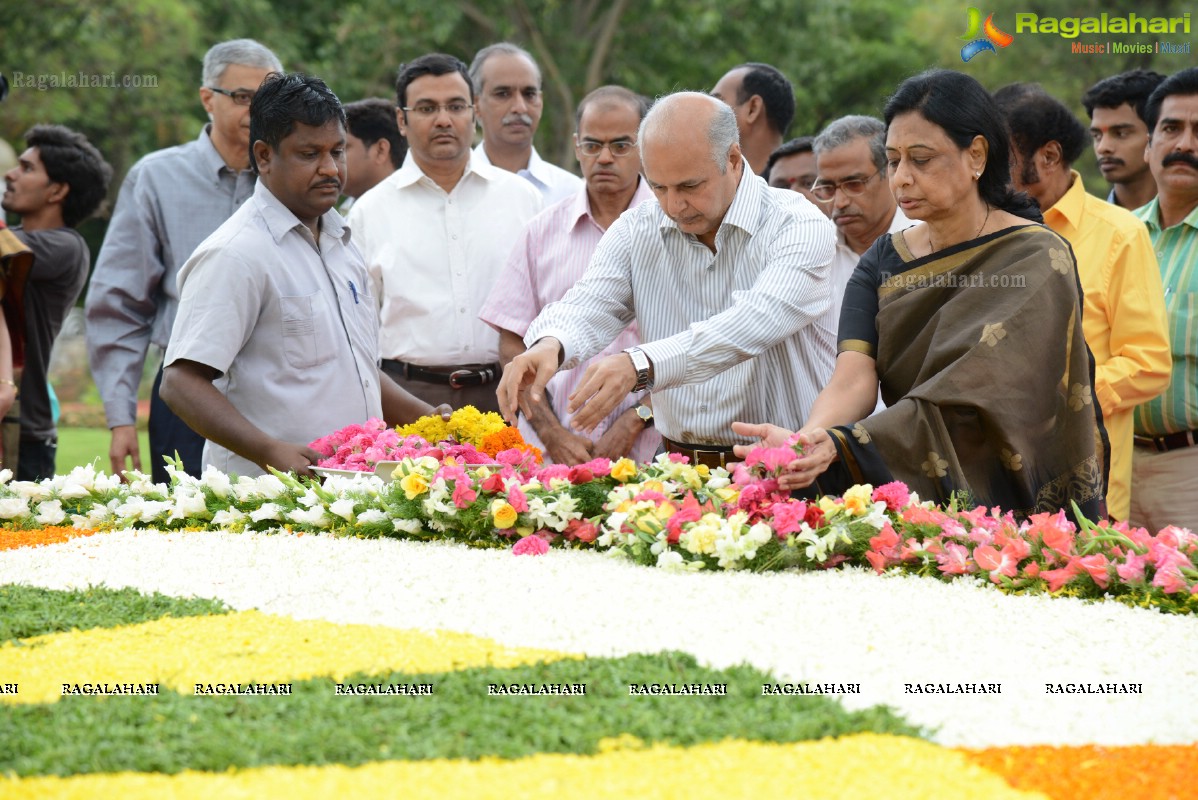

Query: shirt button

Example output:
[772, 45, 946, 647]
[459, 307, 466, 313]
[364, 379, 371, 388]
[452, 234, 458, 240]
[699, 404, 708, 412]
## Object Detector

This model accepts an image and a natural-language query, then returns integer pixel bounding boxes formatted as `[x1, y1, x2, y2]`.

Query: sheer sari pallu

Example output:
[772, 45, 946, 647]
[832, 224, 1108, 520]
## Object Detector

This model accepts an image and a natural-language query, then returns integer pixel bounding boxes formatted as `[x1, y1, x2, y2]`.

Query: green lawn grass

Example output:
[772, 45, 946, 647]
[55, 427, 150, 475]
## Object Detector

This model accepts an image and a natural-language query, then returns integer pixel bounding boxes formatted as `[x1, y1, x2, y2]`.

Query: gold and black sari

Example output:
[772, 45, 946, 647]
[826, 224, 1108, 520]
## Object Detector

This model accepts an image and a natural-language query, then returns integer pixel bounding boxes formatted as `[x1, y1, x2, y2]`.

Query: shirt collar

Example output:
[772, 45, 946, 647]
[253, 180, 350, 245]
[1138, 196, 1198, 233]
[391, 148, 500, 190]
[1044, 170, 1086, 236]
[473, 143, 555, 185]
[566, 176, 654, 233]
[657, 158, 759, 238]
[196, 124, 237, 183]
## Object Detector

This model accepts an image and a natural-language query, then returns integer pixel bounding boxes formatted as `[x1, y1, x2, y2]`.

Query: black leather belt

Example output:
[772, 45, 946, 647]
[1134, 430, 1198, 453]
[662, 436, 736, 469]
[384, 360, 500, 389]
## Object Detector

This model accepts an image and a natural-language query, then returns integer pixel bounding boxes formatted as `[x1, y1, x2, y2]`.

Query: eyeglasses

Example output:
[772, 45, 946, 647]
[810, 169, 882, 202]
[402, 103, 474, 117]
[207, 87, 255, 106]
[576, 139, 638, 157]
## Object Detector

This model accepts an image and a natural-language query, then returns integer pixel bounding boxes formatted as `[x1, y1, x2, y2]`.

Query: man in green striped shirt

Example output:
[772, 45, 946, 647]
[1131, 67, 1198, 533]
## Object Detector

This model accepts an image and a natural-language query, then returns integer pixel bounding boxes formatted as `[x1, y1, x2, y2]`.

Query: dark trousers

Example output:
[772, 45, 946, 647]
[149, 365, 205, 483]
[16, 433, 55, 482]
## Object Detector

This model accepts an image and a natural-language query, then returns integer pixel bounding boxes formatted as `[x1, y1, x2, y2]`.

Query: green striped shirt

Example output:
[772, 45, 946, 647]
[1134, 198, 1198, 435]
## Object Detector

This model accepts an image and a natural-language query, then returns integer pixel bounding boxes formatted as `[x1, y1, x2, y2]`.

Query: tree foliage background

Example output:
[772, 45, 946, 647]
[0, 0, 1189, 251]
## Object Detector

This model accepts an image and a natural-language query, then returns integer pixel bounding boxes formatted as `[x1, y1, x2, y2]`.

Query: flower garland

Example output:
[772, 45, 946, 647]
[1, 415, 1195, 614]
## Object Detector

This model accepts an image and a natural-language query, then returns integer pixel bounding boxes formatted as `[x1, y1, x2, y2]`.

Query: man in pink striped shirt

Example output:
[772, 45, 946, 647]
[480, 86, 661, 464]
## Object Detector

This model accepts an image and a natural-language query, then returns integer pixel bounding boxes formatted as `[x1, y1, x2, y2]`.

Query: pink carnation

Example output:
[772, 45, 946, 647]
[513, 535, 551, 556]
[871, 481, 910, 512]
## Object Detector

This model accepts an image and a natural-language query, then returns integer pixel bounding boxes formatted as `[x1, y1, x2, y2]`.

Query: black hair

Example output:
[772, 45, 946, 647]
[994, 83, 1088, 169]
[1081, 69, 1166, 122]
[249, 73, 345, 176]
[884, 69, 1041, 222]
[762, 136, 814, 181]
[344, 97, 406, 169]
[395, 53, 472, 116]
[24, 124, 112, 227]
[1144, 67, 1198, 133]
[735, 63, 795, 138]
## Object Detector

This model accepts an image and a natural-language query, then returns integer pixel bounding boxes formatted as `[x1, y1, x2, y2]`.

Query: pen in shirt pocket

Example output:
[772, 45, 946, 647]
[348, 280, 359, 304]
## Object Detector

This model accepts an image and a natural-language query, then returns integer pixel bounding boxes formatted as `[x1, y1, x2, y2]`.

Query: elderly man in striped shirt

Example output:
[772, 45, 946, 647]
[497, 91, 836, 468]
[480, 86, 660, 465]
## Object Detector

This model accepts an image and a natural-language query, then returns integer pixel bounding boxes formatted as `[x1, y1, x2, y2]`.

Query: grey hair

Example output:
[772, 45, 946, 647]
[813, 115, 887, 172]
[639, 92, 740, 174]
[201, 39, 283, 87]
[468, 42, 540, 95]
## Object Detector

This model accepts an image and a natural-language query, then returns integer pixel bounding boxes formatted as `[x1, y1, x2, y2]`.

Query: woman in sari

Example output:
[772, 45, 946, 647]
[734, 69, 1108, 520]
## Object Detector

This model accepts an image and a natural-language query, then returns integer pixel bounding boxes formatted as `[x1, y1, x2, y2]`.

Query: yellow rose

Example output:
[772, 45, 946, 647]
[399, 472, 429, 500]
[611, 458, 638, 482]
[842, 484, 875, 516]
[491, 500, 518, 529]
[818, 496, 841, 516]
[653, 502, 677, 521]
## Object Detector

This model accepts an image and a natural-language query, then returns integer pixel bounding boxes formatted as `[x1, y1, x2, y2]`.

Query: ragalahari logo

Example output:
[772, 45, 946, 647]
[960, 8, 1014, 61]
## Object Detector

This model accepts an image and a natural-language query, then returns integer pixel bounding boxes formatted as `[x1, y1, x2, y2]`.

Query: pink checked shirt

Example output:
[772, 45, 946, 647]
[480, 179, 661, 463]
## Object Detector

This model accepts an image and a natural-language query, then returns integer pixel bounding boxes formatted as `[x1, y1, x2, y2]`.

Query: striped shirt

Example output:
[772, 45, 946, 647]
[1134, 198, 1198, 436]
[526, 165, 837, 446]
[479, 179, 660, 464]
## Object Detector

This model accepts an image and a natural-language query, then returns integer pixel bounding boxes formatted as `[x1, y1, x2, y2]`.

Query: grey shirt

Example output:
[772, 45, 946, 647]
[165, 181, 384, 478]
[84, 126, 256, 428]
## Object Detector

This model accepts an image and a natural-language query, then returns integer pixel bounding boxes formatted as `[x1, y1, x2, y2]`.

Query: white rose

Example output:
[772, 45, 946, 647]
[34, 500, 67, 526]
[0, 497, 30, 519]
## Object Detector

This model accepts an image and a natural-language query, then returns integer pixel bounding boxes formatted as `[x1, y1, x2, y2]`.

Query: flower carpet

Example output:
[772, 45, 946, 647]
[0, 417, 1196, 797]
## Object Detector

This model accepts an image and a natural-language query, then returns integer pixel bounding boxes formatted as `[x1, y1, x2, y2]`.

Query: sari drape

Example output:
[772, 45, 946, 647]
[828, 224, 1108, 520]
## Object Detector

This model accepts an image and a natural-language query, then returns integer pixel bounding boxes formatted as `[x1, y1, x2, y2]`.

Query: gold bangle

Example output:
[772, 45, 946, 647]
[0, 379, 15, 389]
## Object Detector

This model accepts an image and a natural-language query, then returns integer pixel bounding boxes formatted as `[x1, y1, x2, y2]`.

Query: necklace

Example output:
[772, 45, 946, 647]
[928, 203, 991, 254]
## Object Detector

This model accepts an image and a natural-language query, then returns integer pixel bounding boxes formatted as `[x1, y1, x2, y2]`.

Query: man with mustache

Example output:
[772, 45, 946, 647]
[469, 43, 581, 205]
[811, 116, 911, 327]
[85, 39, 282, 482]
[1128, 67, 1198, 532]
[1082, 69, 1165, 210]
[348, 53, 541, 413]
[997, 84, 1170, 522]
[160, 74, 438, 478]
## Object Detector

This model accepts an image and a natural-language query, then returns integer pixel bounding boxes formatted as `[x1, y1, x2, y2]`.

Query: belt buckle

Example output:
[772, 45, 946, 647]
[448, 369, 472, 390]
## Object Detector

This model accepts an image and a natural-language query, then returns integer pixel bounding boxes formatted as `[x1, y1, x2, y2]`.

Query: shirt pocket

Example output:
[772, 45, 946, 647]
[280, 292, 334, 369]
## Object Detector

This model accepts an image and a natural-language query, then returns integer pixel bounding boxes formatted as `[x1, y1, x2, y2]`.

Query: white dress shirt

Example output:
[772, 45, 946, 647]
[473, 143, 582, 207]
[348, 152, 542, 366]
[829, 206, 913, 330]
[526, 165, 837, 446]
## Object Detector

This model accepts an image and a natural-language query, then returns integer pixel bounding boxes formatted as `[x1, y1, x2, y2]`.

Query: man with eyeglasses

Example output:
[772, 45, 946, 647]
[469, 43, 581, 205]
[812, 116, 911, 326]
[348, 53, 541, 414]
[85, 39, 281, 482]
[480, 86, 660, 465]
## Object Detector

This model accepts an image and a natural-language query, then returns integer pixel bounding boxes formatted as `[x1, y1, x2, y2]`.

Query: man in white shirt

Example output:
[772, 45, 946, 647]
[468, 43, 581, 205]
[811, 116, 912, 327]
[497, 92, 836, 468]
[162, 74, 436, 478]
[348, 53, 542, 413]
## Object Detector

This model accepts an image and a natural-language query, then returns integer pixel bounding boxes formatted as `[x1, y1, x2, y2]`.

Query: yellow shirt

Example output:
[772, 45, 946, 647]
[1043, 172, 1171, 519]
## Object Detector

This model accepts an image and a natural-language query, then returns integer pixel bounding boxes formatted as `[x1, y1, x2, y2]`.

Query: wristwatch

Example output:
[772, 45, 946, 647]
[634, 403, 654, 427]
[624, 346, 652, 392]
